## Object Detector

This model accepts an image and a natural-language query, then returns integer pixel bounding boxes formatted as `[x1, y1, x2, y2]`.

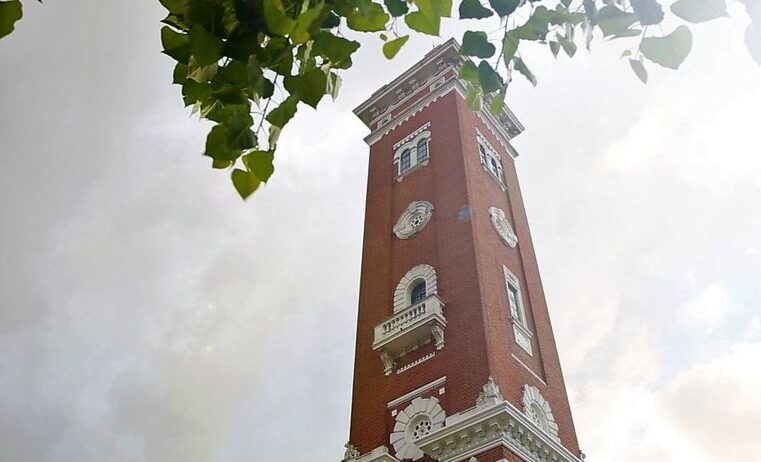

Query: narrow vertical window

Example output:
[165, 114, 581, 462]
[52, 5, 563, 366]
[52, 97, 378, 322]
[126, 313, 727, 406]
[417, 138, 429, 163]
[504, 265, 533, 355]
[400, 149, 412, 173]
[490, 157, 499, 177]
[411, 280, 427, 304]
[508, 284, 522, 323]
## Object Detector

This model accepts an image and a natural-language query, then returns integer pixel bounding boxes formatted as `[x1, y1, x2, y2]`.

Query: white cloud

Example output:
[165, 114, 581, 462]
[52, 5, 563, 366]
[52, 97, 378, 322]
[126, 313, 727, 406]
[677, 283, 738, 333]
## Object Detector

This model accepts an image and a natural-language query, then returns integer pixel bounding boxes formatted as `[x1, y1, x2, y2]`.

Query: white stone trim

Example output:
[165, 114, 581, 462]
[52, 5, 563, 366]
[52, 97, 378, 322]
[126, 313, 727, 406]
[391, 397, 446, 461]
[393, 122, 431, 150]
[522, 385, 560, 443]
[348, 446, 400, 462]
[415, 379, 582, 462]
[394, 201, 434, 239]
[476, 129, 501, 160]
[393, 129, 431, 181]
[510, 353, 547, 386]
[387, 376, 447, 409]
[396, 351, 436, 375]
[503, 266, 533, 355]
[394, 264, 438, 313]
[477, 130, 506, 190]
[488, 207, 517, 248]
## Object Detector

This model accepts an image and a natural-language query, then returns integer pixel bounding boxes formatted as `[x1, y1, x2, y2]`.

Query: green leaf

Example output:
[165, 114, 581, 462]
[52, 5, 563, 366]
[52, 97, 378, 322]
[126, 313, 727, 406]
[263, 0, 297, 35]
[161, 26, 191, 63]
[266, 94, 299, 127]
[488, 0, 519, 17]
[458, 60, 480, 83]
[404, 11, 439, 35]
[629, 58, 648, 83]
[459, 0, 493, 19]
[231, 169, 262, 199]
[214, 105, 256, 149]
[513, 57, 536, 86]
[513, 6, 550, 41]
[159, 0, 185, 15]
[413, 0, 451, 19]
[477, 60, 502, 93]
[321, 12, 341, 28]
[205, 125, 239, 161]
[465, 84, 482, 111]
[558, 33, 577, 57]
[583, 0, 598, 24]
[284, 69, 327, 108]
[385, 0, 409, 17]
[640, 25, 693, 70]
[597, 5, 639, 38]
[383, 35, 409, 59]
[502, 32, 519, 64]
[292, 1, 325, 44]
[671, 0, 727, 23]
[347, 0, 389, 32]
[630, 0, 664, 26]
[489, 86, 506, 114]
[243, 150, 276, 183]
[461, 31, 496, 58]
[313, 31, 360, 68]
[549, 41, 560, 57]
[173, 62, 189, 84]
[189, 25, 224, 66]
[211, 159, 233, 169]
[326, 72, 342, 100]
[0, 0, 21, 40]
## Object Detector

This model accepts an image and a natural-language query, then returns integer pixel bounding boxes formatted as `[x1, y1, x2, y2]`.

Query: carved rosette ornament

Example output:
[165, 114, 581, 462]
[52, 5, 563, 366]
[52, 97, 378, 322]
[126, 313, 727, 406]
[488, 207, 518, 247]
[393, 201, 434, 239]
[522, 385, 560, 443]
[390, 397, 445, 460]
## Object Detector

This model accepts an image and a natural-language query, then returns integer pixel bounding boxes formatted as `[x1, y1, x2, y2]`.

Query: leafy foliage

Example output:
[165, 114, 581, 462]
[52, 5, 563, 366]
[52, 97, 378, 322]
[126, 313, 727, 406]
[0, 0, 23, 40]
[2, 0, 755, 199]
[151, 0, 757, 199]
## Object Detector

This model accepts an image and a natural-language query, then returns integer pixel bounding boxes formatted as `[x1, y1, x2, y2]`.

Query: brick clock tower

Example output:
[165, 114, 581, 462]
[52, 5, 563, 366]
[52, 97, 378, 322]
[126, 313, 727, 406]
[343, 40, 584, 462]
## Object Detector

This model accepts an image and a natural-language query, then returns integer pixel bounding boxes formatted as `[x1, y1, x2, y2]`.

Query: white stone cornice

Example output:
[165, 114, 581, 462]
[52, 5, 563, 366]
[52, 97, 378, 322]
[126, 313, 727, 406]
[415, 398, 582, 462]
[364, 78, 522, 160]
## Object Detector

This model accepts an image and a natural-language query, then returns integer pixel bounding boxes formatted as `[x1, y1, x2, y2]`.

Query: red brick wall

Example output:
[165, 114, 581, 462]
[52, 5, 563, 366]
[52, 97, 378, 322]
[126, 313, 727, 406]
[348, 86, 579, 458]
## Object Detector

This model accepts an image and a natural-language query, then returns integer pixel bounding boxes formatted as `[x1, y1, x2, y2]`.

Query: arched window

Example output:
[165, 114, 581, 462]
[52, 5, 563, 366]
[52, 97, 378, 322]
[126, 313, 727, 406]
[416, 138, 429, 163]
[410, 280, 427, 305]
[400, 149, 412, 173]
[393, 264, 438, 312]
[392, 125, 432, 180]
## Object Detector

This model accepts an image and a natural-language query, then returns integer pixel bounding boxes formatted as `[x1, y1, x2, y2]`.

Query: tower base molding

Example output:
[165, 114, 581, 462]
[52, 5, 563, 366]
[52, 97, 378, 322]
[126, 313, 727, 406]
[416, 398, 582, 462]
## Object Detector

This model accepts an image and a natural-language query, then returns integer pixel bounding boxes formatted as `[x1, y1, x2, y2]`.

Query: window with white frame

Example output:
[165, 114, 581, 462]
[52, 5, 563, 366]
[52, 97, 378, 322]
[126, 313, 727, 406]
[393, 264, 438, 313]
[476, 131, 504, 187]
[503, 266, 533, 355]
[393, 125, 432, 180]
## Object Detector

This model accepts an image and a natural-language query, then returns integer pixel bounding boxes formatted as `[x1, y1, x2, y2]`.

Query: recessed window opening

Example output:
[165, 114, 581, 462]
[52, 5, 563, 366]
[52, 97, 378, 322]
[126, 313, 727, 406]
[393, 127, 432, 180]
[400, 149, 412, 173]
[417, 138, 429, 163]
[411, 280, 427, 305]
[508, 284, 523, 324]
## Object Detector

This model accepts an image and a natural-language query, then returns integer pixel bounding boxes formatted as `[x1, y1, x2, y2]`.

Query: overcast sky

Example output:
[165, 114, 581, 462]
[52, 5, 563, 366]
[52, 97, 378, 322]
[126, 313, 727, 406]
[1, 1, 760, 461]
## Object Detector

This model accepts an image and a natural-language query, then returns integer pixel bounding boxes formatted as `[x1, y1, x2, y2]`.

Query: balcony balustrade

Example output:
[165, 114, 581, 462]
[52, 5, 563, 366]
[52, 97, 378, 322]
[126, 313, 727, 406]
[372, 295, 446, 375]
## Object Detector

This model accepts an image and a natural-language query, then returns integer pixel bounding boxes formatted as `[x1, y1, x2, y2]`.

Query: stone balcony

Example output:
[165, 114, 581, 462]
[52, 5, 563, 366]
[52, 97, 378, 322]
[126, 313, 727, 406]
[372, 295, 446, 375]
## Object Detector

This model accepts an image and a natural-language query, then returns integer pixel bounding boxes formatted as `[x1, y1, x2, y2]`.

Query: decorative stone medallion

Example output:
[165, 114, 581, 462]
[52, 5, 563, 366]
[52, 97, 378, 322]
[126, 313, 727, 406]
[390, 397, 445, 460]
[394, 201, 434, 239]
[488, 207, 518, 247]
[521, 385, 560, 442]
